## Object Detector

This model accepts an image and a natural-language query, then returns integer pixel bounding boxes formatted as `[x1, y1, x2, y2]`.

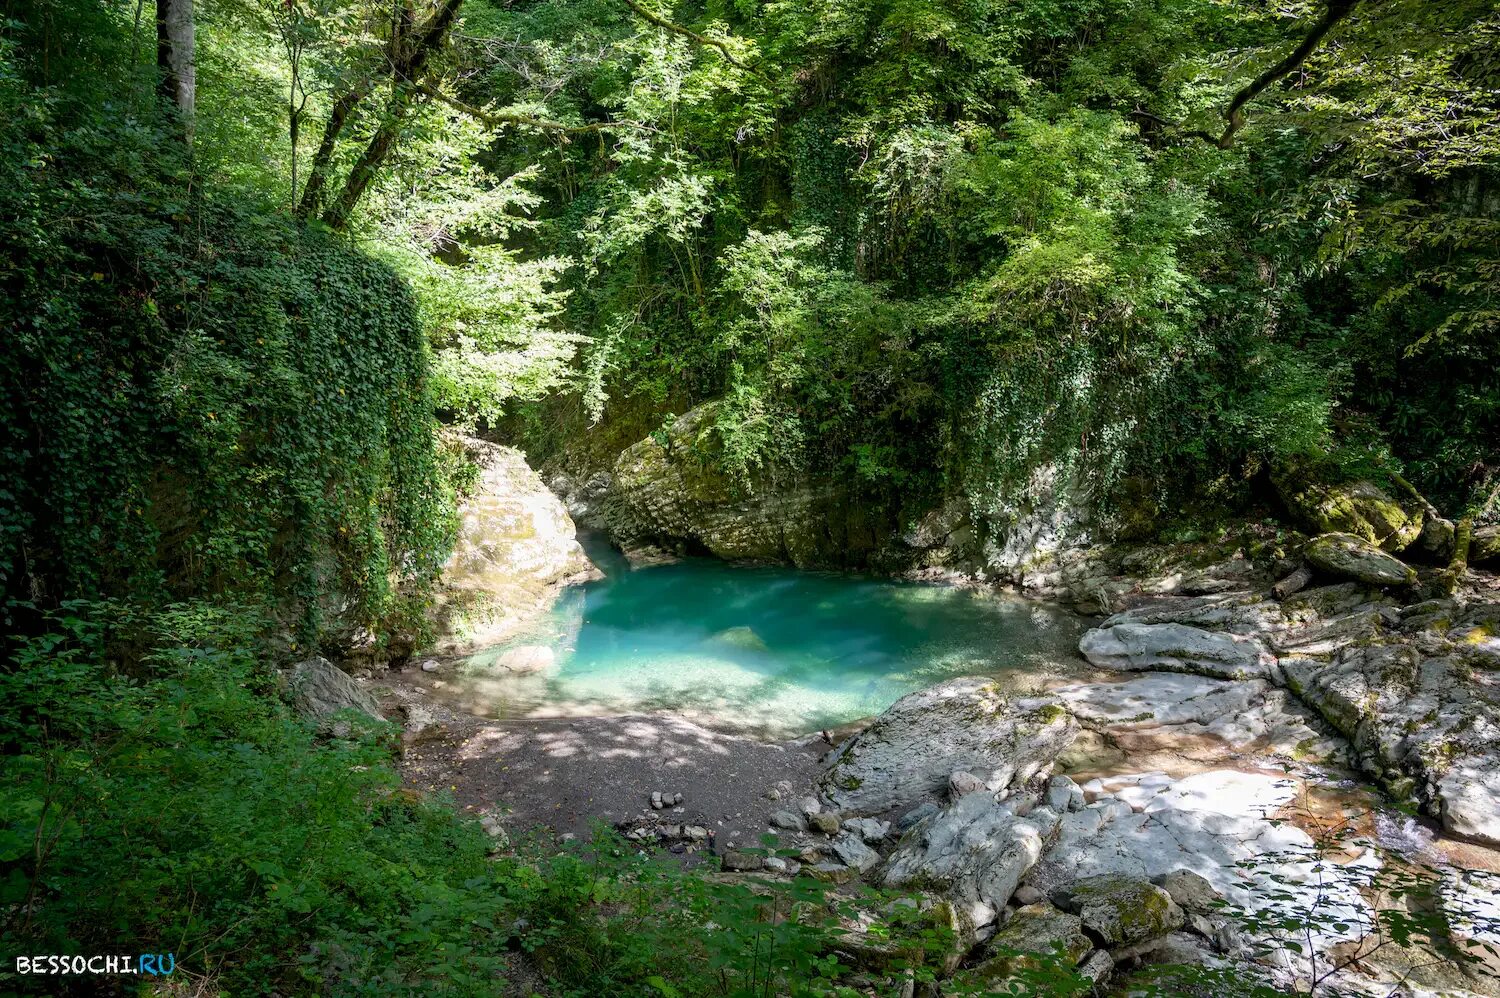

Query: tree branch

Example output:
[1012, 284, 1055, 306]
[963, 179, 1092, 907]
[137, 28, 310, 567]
[320, 0, 466, 230]
[620, 0, 768, 83]
[1132, 0, 1361, 150]
[1201, 0, 1360, 149]
[414, 80, 650, 137]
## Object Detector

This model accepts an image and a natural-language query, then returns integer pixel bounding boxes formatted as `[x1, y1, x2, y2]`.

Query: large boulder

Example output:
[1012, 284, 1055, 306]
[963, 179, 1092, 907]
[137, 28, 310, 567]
[288, 657, 382, 726]
[1077, 622, 1276, 680]
[882, 791, 1059, 928]
[1304, 532, 1415, 588]
[432, 438, 597, 655]
[967, 903, 1092, 980]
[817, 678, 1078, 814]
[1049, 874, 1184, 948]
[1473, 524, 1500, 566]
[1273, 470, 1423, 552]
[602, 402, 890, 568]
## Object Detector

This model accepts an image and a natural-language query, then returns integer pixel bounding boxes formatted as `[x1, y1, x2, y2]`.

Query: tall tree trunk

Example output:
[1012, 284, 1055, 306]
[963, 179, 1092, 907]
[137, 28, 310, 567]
[319, 0, 464, 230]
[319, 100, 409, 231]
[295, 77, 375, 221]
[156, 0, 195, 133]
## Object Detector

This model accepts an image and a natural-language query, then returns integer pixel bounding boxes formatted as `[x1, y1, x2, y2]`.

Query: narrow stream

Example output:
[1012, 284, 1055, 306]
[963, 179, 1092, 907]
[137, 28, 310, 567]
[425, 533, 1088, 737]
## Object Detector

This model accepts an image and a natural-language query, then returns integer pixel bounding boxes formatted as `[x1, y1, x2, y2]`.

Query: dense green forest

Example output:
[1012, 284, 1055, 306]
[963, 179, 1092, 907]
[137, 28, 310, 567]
[2, 0, 1499, 993]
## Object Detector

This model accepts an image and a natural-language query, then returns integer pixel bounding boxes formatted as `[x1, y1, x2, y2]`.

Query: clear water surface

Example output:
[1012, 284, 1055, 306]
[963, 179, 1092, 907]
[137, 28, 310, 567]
[429, 533, 1087, 738]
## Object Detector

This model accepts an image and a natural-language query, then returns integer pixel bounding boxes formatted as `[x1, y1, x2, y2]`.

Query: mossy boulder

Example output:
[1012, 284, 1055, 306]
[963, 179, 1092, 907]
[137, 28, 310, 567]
[1273, 468, 1423, 552]
[967, 903, 1093, 980]
[1305, 532, 1416, 588]
[833, 896, 976, 975]
[1473, 525, 1500, 566]
[1049, 874, 1184, 948]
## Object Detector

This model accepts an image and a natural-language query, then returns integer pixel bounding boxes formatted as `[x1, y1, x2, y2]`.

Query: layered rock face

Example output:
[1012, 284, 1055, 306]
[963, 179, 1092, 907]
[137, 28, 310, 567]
[1080, 587, 1500, 847]
[602, 404, 892, 567]
[431, 437, 597, 655]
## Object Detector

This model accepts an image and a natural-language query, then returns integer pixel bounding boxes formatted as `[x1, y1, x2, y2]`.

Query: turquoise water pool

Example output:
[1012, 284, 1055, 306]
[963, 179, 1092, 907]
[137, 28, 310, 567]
[434, 535, 1087, 737]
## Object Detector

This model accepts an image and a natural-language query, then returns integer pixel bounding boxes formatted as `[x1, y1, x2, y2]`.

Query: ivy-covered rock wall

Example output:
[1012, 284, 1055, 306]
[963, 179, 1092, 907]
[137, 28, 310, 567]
[0, 102, 455, 644]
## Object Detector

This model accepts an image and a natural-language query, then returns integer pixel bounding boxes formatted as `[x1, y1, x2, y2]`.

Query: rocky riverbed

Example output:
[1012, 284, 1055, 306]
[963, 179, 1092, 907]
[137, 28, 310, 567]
[354, 564, 1500, 997]
[286, 436, 1500, 996]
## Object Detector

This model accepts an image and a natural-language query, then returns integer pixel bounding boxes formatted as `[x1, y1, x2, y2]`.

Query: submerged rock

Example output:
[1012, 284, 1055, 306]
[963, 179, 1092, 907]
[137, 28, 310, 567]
[492, 644, 557, 674]
[707, 625, 770, 653]
[817, 678, 1077, 814]
[1304, 532, 1416, 587]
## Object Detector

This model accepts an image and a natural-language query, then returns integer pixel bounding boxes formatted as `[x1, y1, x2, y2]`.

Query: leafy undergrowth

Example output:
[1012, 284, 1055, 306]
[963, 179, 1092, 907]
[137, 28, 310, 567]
[0, 600, 1072, 997]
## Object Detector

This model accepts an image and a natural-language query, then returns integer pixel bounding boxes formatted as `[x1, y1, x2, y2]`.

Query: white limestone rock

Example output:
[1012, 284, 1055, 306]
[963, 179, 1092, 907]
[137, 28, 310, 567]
[882, 791, 1060, 928]
[817, 678, 1077, 814]
[1078, 622, 1277, 680]
[432, 437, 598, 655]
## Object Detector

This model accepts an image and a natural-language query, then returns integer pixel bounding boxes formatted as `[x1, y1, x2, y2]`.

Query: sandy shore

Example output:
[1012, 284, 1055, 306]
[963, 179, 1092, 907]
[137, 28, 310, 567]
[380, 670, 831, 855]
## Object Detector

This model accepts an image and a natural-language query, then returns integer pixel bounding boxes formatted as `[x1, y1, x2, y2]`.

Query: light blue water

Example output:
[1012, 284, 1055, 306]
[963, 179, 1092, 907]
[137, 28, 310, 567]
[436, 534, 1087, 737]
